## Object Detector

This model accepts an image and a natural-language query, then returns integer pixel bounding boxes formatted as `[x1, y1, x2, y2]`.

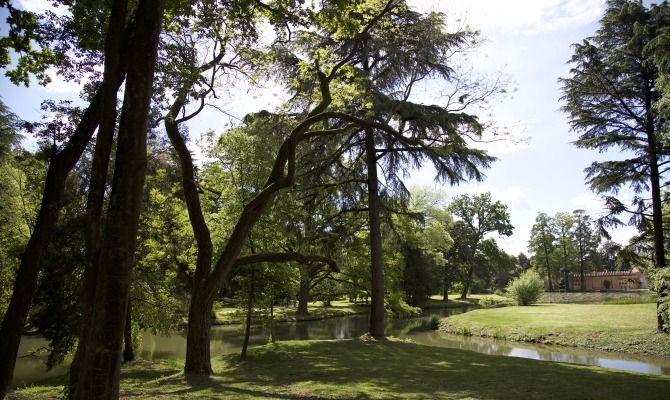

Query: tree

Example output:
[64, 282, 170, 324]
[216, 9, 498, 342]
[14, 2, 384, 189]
[0, 10, 127, 398]
[528, 212, 557, 291]
[68, 1, 165, 398]
[560, 0, 670, 329]
[552, 212, 577, 276]
[573, 209, 600, 290]
[448, 192, 513, 298]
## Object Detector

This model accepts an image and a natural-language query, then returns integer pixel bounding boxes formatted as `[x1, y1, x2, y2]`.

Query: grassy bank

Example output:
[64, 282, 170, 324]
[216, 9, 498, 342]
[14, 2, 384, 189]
[440, 303, 670, 357]
[420, 293, 508, 309]
[213, 300, 370, 325]
[12, 338, 670, 399]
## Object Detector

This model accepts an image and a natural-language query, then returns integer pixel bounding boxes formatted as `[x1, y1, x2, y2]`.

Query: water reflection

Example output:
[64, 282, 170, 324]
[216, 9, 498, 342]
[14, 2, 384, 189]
[13, 306, 670, 386]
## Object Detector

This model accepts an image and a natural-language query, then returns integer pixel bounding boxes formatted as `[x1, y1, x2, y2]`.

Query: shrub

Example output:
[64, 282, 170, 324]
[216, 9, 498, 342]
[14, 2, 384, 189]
[386, 292, 421, 319]
[478, 296, 498, 308]
[428, 314, 440, 330]
[506, 270, 544, 306]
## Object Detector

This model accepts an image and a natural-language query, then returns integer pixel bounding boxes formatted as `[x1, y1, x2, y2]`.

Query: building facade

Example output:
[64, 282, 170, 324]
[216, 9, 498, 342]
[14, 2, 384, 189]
[566, 267, 646, 291]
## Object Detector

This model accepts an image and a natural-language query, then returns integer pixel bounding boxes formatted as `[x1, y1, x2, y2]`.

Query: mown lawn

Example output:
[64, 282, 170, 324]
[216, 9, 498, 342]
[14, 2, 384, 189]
[440, 303, 670, 357]
[11, 338, 670, 399]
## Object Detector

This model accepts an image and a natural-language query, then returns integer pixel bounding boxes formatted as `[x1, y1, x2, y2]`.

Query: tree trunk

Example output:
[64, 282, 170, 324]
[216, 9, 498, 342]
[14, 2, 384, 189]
[70, 0, 128, 388]
[241, 266, 255, 360]
[543, 243, 553, 292]
[68, 2, 163, 398]
[365, 129, 385, 338]
[297, 271, 310, 316]
[0, 61, 116, 400]
[442, 274, 449, 302]
[184, 284, 214, 375]
[123, 305, 134, 363]
[460, 266, 473, 300]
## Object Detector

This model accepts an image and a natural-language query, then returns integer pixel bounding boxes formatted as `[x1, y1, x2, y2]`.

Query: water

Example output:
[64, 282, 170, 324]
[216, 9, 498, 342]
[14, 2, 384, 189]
[13, 307, 670, 386]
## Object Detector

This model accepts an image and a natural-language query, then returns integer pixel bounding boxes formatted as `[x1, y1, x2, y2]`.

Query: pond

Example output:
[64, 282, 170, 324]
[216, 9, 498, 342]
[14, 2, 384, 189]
[13, 306, 670, 386]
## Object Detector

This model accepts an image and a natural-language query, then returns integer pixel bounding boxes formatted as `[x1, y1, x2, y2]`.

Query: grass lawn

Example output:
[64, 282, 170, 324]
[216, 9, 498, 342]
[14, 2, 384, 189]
[440, 303, 670, 357]
[11, 338, 670, 399]
[213, 300, 370, 325]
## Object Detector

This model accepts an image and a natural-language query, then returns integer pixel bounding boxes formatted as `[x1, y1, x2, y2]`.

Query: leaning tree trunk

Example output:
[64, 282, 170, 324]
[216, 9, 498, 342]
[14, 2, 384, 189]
[68, 2, 164, 398]
[0, 69, 118, 400]
[365, 129, 385, 338]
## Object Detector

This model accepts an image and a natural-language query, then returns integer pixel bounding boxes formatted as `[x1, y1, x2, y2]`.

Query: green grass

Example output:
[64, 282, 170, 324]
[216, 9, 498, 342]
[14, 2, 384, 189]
[11, 338, 670, 399]
[440, 303, 670, 357]
[213, 299, 369, 325]
[422, 293, 509, 309]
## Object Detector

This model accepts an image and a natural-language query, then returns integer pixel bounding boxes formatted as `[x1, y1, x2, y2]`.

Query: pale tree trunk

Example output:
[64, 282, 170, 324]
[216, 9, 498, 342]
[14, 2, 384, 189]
[365, 129, 385, 337]
[68, 1, 164, 398]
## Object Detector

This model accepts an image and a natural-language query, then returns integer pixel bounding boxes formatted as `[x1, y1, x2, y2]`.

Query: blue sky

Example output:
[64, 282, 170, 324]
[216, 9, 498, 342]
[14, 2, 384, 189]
[1, 0, 640, 256]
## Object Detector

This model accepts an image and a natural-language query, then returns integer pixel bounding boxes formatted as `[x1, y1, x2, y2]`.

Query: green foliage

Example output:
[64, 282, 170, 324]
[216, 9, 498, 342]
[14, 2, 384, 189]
[478, 296, 498, 309]
[506, 270, 545, 306]
[649, 267, 670, 331]
[428, 314, 440, 330]
[385, 291, 421, 319]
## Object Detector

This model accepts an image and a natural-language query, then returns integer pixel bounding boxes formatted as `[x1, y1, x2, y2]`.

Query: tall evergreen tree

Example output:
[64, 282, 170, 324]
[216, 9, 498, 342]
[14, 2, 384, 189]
[560, 0, 670, 329]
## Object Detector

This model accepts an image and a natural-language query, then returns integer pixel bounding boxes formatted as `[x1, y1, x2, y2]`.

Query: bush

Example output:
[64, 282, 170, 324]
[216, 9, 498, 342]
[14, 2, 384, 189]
[506, 270, 544, 306]
[478, 296, 498, 308]
[386, 292, 421, 319]
[428, 314, 440, 330]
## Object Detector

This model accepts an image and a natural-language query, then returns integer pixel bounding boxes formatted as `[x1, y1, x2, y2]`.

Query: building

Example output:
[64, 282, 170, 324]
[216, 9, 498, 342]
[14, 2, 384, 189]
[566, 267, 647, 291]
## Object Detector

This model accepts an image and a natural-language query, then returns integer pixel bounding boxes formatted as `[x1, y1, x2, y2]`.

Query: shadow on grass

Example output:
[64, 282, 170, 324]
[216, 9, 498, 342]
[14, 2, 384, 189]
[12, 340, 670, 399]
[222, 339, 670, 400]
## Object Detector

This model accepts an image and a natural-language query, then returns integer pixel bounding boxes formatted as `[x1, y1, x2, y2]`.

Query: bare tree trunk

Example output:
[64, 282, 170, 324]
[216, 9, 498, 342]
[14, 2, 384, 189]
[68, 2, 164, 398]
[365, 130, 385, 338]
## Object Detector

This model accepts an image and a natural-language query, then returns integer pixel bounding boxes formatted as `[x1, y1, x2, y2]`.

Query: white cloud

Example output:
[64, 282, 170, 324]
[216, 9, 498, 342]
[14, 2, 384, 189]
[408, 0, 605, 35]
[43, 70, 83, 95]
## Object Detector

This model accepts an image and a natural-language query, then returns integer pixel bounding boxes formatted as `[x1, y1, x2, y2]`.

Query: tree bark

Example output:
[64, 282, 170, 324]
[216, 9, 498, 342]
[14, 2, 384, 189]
[297, 269, 310, 316]
[70, 0, 129, 388]
[68, 1, 164, 398]
[365, 129, 385, 338]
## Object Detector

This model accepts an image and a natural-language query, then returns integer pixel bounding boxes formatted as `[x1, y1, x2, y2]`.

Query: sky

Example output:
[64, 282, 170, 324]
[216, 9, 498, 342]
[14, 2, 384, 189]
[0, 0, 640, 256]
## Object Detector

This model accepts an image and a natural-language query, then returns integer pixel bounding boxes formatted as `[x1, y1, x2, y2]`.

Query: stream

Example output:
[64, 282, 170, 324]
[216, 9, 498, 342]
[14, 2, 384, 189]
[13, 307, 670, 386]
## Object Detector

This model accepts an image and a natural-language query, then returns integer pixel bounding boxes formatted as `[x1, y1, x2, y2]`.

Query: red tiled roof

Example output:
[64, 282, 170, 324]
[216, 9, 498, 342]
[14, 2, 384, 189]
[569, 270, 639, 278]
